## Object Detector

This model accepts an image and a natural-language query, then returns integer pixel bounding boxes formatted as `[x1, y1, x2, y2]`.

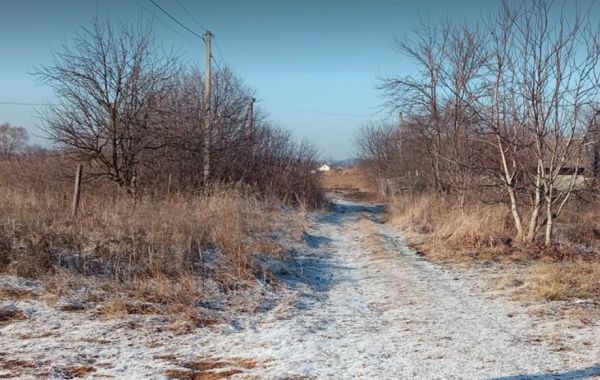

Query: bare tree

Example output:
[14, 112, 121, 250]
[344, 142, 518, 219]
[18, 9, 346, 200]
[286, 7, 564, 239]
[439, 24, 488, 207]
[481, 0, 600, 245]
[0, 123, 29, 158]
[147, 66, 323, 205]
[371, 0, 600, 246]
[157, 67, 257, 187]
[32, 17, 322, 205]
[355, 122, 401, 177]
[379, 20, 488, 197]
[35, 19, 177, 195]
[378, 19, 448, 192]
[586, 108, 600, 179]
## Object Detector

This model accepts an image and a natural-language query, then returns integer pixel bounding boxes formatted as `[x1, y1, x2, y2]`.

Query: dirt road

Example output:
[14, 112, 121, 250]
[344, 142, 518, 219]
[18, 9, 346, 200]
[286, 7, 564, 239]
[1, 197, 599, 379]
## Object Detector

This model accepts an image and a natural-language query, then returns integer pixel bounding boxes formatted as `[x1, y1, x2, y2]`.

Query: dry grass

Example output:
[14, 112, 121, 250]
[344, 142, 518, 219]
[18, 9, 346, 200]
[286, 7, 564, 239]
[161, 357, 260, 380]
[528, 261, 600, 301]
[321, 167, 378, 192]
[164, 368, 243, 380]
[321, 166, 383, 202]
[353, 219, 391, 261]
[1, 185, 273, 274]
[61, 366, 96, 378]
[388, 193, 513, 258]
[0, 159, 307, 317]
[388, 192, 600, 301]
[0, 287, 38, 301]
[0, 357, 46, 379]
[0, 306, 27, 324]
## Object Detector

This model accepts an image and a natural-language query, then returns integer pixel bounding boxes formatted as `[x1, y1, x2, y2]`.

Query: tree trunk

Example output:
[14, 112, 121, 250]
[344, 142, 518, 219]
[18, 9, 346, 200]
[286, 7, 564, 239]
[544, 186, 554, 246]
[507, 185, 524, 242]
[525, 169, 543, 243]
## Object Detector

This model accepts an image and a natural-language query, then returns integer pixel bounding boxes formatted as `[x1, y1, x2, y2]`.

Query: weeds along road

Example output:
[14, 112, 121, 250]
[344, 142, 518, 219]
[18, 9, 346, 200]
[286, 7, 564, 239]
[1, 196, 598, 379]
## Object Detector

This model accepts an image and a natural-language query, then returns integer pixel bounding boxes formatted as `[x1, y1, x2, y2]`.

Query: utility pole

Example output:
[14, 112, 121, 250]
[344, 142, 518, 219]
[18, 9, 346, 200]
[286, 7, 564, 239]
[398, 112, 403, 131]
[202, 31, 212, 184]
[241, 97, 257, 183]
[248, 97, 256, 130]
[71, 164, 82, 218]
[398, 112, 403, 152]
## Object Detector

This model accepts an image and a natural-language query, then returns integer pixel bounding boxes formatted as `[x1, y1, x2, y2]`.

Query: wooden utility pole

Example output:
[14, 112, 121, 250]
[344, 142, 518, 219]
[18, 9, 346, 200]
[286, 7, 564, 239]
[398, 112, 403, 152]
[248, 97, 256, 130]
[398, 112, 403, 131]
[71, 164, 83, 218]
[203, 31, 213, 184]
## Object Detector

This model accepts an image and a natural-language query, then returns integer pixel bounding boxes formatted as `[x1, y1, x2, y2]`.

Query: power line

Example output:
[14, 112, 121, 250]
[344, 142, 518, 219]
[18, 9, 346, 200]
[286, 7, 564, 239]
[147, 0, 204, 40]
[204, 32, 373, 119]
[209, 37, 228, 81]
[132, 0, 199, 49]
[5, 3, 379, 124]
[170, 0, 227, 79]
[213, 39, 227, 71]
[262, 100, 380, 118]
[173, 0, 225, 75]
[211, 55, 224, 75]
[174, 0, 208, 32]
[0, 101, 55, 107]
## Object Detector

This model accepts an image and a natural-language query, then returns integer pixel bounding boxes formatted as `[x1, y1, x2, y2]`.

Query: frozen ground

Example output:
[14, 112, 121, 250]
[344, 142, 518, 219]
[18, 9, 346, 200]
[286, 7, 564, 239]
[1, 197, 599, 379]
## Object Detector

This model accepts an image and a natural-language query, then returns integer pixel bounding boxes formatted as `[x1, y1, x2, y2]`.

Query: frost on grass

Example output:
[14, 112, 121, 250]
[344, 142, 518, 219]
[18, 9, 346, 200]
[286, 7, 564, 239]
[0, 198, 599, 379]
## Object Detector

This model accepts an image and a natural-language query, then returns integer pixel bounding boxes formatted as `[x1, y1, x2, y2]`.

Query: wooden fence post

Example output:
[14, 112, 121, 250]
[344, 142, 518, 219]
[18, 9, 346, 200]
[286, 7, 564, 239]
[72, 164, 83, 218]
[167, 173, 172, 196]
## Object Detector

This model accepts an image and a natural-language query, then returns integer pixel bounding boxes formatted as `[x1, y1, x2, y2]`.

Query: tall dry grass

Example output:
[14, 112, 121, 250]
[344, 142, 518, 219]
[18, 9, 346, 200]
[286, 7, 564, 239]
[527, 261, 600, 301]
[320, 166, 383, 202]
[321, 167, 378, 192]
[0, 157, 307, 316]
[388, 192, 600, 301]
[388, 193, 513, 256]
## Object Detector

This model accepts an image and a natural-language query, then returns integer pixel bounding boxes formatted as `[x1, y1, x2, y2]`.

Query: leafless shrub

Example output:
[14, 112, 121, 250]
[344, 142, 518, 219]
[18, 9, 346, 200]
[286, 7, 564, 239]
[35, 19, 177, 195]
[0, 156, 306, 313]
[367, 0, 600, 246]
[0, 123, 28, 158]
[32, 17, 323, 207]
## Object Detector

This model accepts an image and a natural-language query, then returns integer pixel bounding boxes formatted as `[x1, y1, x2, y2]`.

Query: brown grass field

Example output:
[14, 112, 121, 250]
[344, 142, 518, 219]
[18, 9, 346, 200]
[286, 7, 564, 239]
[2, 155, 598, 314]
[387, 193, 600, 302]
[320, 166, 383, 202]
[0, 157, 307, 320]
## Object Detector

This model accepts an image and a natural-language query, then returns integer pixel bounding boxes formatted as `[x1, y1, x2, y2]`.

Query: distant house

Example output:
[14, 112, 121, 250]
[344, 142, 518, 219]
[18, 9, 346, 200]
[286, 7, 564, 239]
[317, 164, 330, 172]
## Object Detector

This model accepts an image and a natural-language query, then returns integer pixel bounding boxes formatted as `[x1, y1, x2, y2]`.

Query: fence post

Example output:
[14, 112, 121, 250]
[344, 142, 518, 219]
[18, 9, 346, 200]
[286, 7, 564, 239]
[72, 164, 83, 218]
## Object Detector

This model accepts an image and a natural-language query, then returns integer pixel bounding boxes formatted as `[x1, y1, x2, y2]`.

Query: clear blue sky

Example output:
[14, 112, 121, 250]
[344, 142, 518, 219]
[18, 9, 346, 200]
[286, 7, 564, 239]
[0, 0, 522, 158]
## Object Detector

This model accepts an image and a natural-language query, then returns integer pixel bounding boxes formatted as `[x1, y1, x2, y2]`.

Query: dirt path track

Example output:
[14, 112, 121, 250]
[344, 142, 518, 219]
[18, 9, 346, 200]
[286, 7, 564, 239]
[224, 198, 598, 379]
[1, 198, 598, 379]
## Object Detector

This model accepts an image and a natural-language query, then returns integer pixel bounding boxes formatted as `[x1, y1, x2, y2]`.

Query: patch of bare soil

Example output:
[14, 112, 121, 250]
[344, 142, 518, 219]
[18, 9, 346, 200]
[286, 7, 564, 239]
[62, 365, 97, 378]
[163, 358, 259, 380]
[0, 306, 27, 324]
[0, 356, 48, 379]
[0, 287, 38, 301]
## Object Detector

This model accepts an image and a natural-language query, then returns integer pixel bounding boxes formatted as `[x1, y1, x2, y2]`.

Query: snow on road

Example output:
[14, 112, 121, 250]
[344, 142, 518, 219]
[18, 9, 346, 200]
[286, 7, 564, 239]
[1, 197, 599, 379]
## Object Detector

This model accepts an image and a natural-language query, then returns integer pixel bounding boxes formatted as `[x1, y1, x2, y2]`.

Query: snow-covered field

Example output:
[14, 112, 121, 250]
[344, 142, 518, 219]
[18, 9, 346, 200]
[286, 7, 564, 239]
[1, 197, 599, 379]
